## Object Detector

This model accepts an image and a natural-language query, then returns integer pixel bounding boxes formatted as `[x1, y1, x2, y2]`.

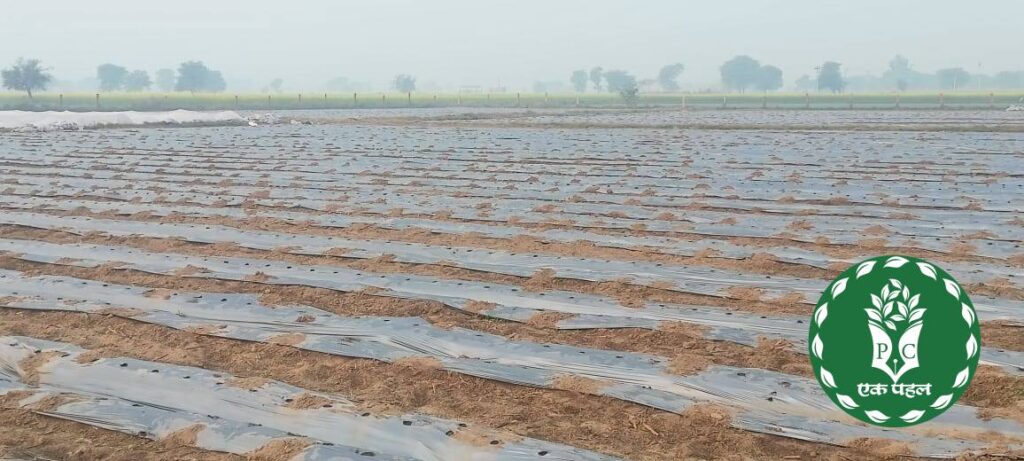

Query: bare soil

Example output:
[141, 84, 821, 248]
[0, 408, 240, 461]
[0, 309, 935, 461]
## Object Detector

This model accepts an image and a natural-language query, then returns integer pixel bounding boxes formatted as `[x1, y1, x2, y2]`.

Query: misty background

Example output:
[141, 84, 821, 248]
[2, 0, 1022, 93]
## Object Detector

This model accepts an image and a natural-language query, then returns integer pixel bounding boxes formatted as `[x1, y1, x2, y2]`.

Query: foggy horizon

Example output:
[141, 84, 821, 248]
[3, 0, 1023, 92]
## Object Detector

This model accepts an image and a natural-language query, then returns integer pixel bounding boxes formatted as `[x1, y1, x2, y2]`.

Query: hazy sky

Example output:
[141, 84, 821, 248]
[2, 0, 1021, 91]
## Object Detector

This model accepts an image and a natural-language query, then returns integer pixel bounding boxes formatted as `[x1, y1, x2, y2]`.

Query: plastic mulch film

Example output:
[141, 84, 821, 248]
[1, 127, 1020, 214]
[1, 271, 1022, 456]
[0, 169, 1019, 260]
[4, 209, 1021, 306]
[1, 237, 1020, 374]
[0, 195, 843, 270]
[0, 336, 617, 461]
[3, 197, 1019, 289]
[1, 233, 1020, 325]
[0, 212, 833, 298]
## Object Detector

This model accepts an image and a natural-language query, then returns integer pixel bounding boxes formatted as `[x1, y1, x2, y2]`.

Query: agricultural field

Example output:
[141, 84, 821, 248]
[1, 91, 1023, 111]
[0, 108, 1023, 460]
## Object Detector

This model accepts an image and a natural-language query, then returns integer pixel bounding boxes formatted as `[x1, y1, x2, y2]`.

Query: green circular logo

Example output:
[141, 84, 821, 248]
[809, 255, 981, 427]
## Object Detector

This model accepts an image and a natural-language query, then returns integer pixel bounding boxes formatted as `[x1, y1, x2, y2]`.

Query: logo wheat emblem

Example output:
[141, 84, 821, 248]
[809, 255, 980, 427]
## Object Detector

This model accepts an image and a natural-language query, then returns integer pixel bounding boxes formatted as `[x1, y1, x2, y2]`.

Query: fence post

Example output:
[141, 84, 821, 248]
[896, 93, 901, 109]
[267, 95, 271, 108]
[989, 92, 994, 109]
[407, 91, 411, 106]
[544, 92, 549, 105]
[804, 92, 810, 109]
[433, 94, 437, 106]
[96, 93, 100, 110]
[939, 93, 945, 109]
[762, 94, 767, 109]
[721, 95, 727, 109]
[298, 93, 302, 106]
[576, 95, 580, 107]
[848, 94, 853, 110]
[382, 93, 386, 106]
[353, 92, 358, 107]
[516, 92, 521, 107]
[58, 94, 63, 109]
[235, 95, 239, 107]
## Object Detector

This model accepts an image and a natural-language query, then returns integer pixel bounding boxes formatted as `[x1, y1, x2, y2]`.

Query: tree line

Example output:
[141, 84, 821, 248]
[569, 57, 814, 95]
[1, 59, 226, 97]
[4, 55, 1023, 99]
[1, 56, 422, 99]
[94, 62, 225, 93]
[571, 56, 1024, 95]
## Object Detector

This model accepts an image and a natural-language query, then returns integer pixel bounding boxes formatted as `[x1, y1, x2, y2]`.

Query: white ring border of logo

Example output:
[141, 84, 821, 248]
[811, 256, 978, 424]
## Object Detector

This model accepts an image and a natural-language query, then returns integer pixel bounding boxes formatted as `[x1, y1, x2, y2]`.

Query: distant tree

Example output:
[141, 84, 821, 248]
[603, 69, 638, 104]
[754, 65, 783, 92]
[603, 70, 636, 93]
[817, 61, 845, 93]
[657, 63, 685, 91]
[175, 61, 208, 93]
[123, 70, 151, 92]
[206, 71, 227, 92]
[175, 61, 226, 93]
[993, 71, 1024, 89]
[269, 78, 284, 93]
[155, 69, 176, 92]
[1, 58, 52, 98]
[885, 55, 912, 92]
[393, 74, 416, 92]
[889, 55, 910, 74]
[570, 69, 588, 93]
[720, 55, 761, 92]
[794, 74, 815, 91]
[936, 67, 970, 90]
[589, 66, 603, 91]
[96, 64, 129, 91]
